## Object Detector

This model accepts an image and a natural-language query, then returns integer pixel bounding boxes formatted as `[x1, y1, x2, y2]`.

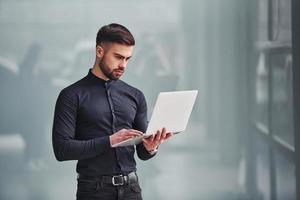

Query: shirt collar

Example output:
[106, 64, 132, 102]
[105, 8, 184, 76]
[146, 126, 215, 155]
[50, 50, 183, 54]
[87, 69, 116, 85]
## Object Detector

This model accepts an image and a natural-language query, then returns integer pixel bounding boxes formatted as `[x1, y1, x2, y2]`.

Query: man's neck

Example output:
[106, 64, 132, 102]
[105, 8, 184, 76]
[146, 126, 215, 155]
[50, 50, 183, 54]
[91, 65, 109, 81]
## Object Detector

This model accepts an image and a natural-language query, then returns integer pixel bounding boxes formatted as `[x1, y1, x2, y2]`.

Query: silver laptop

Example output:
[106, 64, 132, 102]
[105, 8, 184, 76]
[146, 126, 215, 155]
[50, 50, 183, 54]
[111, 90, 198, 147]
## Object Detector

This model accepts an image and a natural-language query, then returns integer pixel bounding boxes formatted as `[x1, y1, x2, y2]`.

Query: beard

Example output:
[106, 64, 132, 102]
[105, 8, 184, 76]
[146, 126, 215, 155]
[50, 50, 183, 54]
[98, 59, 124, 80]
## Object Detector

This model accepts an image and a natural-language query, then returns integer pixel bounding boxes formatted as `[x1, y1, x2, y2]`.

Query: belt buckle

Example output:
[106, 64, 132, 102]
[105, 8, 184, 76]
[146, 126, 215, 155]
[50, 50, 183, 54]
[112, 175, 124, 186]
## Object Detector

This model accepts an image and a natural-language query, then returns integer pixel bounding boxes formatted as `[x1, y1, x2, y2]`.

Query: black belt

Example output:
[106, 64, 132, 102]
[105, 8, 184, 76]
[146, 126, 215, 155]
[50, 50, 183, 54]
[78, 172, 138, 186]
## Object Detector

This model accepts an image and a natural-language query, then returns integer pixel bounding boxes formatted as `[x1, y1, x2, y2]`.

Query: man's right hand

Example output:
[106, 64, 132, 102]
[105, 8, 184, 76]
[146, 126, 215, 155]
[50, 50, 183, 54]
[109, 129, 143, 147]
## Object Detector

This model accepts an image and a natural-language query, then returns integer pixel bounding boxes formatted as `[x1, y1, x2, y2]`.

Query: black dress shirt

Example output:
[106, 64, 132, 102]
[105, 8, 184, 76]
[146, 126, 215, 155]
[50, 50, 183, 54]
[52, 69, 155, 176]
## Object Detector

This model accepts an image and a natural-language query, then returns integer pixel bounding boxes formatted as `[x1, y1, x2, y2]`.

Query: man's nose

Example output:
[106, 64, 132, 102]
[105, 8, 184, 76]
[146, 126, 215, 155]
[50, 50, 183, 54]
[119, 60, 127, 69]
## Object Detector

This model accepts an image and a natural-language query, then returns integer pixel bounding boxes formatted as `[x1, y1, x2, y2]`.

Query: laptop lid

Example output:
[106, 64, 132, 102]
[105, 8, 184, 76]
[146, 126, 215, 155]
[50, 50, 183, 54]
[145, 90, 198, 135]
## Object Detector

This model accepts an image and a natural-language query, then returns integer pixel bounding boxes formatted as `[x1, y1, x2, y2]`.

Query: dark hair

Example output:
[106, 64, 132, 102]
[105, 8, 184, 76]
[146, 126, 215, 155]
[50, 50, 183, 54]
[96, 23, 135, 46]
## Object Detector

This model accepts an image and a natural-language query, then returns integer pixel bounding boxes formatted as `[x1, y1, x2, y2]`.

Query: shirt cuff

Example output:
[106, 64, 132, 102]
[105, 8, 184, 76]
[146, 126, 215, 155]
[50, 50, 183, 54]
[94, 136, 111, 153]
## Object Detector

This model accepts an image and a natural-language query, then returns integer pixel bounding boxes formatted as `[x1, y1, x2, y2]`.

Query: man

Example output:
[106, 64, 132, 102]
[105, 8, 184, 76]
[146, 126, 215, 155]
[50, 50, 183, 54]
[52, 23, 173, 200]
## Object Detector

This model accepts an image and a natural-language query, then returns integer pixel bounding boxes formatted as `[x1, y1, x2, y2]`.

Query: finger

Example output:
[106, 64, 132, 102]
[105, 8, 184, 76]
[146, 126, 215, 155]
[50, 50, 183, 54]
[143, 134, 154, 142]
[142, 137, 154, 146]
[142, 138, 150, 145]
[158, 129, 164, 141]
[128, 129, 144, 135]
[125, 131, 142, 136]
[154, 129, 162, 141]
[162, 127, 167, 134]
[161, 129, 167, 139]
[165, 132, 173, 140]
[157, 132, 172, 144]
[159, 127, 167, 139]
[126, 131, 143, 137]
[150, 133, 156, 142]
[159, 134, 167, 144]
[142, 138, 147, 143]
[150, 130, 158, 141]
[122, 135, 136, 140]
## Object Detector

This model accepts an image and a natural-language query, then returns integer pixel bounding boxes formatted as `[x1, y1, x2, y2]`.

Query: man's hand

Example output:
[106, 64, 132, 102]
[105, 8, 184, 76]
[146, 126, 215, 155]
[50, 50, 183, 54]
[142, 128, 173, 152]
[109, 129, 143, 147]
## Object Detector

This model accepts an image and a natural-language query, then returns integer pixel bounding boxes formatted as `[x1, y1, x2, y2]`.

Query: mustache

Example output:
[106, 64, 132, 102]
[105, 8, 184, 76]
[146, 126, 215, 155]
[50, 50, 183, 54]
[114, 68, 125, 73]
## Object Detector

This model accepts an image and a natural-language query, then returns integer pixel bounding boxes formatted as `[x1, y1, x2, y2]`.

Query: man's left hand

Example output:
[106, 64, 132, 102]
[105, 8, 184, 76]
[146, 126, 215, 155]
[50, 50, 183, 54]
[142, 128, 173, 152]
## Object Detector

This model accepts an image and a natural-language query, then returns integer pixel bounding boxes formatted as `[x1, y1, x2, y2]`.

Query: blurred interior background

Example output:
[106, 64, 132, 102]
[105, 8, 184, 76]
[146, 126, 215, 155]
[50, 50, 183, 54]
[0, 0, 297, 199]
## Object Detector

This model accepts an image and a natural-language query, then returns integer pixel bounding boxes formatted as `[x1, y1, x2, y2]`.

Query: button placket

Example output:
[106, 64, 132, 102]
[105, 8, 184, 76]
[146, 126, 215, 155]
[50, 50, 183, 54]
[105, 82, 122, 170]
[105, 82, 117, 133]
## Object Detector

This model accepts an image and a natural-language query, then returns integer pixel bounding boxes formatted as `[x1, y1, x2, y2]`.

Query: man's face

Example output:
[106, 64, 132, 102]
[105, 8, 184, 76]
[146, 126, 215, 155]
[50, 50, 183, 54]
[97, 43, 133, 80]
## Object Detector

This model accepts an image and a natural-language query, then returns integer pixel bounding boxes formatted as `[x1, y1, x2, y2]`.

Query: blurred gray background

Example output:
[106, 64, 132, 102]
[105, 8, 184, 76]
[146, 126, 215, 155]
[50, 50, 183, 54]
[0, 0, 295, 199]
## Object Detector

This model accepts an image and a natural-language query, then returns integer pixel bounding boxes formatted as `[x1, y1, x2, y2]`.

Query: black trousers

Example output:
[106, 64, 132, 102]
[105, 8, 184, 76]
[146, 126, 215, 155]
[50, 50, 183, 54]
[76, 174, 143, 200]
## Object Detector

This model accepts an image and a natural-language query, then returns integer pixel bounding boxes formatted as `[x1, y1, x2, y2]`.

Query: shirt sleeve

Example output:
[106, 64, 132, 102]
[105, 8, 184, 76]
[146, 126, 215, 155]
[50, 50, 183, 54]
[133, 91, 156, 160]
[52, 89, 110, 161]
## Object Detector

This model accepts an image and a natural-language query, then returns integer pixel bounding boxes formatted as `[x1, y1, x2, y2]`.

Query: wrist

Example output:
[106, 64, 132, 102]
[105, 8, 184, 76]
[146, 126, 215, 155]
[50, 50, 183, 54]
[148, 148, 158, 155]
[109, 135, 114, 147]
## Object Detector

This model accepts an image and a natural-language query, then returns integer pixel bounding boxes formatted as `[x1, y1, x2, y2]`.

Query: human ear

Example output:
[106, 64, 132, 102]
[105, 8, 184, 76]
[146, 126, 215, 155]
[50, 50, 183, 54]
[96, 45, 104, 59]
